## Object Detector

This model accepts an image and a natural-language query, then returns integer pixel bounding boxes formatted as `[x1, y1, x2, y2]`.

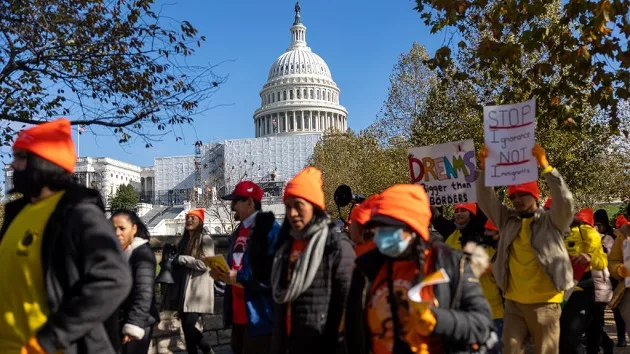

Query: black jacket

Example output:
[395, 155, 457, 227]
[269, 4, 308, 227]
[120, 241, 159, 334]
[345, 242, 494, 354]
[0, 185, 133, 354]
[270, 224, 356, 354]
[430, 207, 487, 248]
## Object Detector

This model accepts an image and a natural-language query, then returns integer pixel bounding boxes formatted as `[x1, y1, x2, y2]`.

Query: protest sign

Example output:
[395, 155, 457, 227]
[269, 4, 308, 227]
[408, 140, 477, 206]
[483, 98, 538, 186]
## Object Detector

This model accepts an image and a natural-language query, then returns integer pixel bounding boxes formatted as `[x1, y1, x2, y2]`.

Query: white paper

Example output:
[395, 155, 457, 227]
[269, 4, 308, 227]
[408, 269, 451, 302]
[483, 99, 538, 186]
[408, 140, 477, 206]
[623, 240, 630, 288]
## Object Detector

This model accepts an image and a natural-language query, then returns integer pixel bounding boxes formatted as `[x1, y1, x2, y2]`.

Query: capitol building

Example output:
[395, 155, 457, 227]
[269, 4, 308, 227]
[3, 4, 347, 235]
[253, 4, 348, 137]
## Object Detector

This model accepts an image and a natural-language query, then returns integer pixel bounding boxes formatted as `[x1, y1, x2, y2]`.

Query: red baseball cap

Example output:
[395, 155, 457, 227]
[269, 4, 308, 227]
[221, 181, 264, 201]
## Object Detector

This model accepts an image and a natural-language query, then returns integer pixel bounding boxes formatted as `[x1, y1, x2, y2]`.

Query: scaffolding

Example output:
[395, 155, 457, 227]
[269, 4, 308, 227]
[153, 133, 322, 206]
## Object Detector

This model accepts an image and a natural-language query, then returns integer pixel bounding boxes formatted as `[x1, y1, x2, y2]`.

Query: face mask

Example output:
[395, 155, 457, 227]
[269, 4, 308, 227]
[374, 227, 412, 257]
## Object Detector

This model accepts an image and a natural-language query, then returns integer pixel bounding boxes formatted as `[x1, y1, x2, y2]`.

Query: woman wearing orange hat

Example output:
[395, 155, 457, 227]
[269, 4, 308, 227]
[345, 184, 495, 354]
[161, 208, 216, 354]
[430, 203, 487, 252]
[479, 220, 504, 354]
[270, 167, 355, 354]
[348, 194, 379, 257]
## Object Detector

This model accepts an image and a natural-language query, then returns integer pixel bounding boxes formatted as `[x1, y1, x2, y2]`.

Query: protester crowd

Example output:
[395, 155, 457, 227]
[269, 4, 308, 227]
[2, 117, 630, 354]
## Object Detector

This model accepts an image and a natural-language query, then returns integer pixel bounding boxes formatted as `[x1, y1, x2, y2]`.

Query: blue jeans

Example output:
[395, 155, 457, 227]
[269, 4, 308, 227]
[493, 319, 503, 354]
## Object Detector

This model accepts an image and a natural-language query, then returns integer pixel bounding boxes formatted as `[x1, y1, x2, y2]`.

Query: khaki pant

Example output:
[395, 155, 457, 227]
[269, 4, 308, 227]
[503, 300, 561, 354]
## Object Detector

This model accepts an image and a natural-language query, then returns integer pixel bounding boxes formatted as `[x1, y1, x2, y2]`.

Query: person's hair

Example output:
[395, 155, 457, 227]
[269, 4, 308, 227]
[111, 209, 151, 241]
[182, 224, 205, 258]
[25, 152, 75, 191]
[254, 199, 262, 211]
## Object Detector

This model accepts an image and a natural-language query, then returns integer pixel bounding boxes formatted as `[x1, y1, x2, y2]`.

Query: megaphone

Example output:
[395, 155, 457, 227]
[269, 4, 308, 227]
[334, 184, 366, 207]
[156, 243, 177, 284]
[333, 185, 366, 228]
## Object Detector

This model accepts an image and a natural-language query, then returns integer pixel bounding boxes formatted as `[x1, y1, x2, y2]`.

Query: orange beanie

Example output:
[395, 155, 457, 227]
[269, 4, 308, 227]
[283, 167, 325, 210]
[350, 194, 379, 226]
[12, 118, 77, 173]
[454, 203, 477, 215]
[369, 184, 431, 241]
[617, 215, 629, 229]
[508, 181, 540, 200]
[187, 208, 205, 224]
[575, 208, 595, 227]
[484, 219, 499, 232]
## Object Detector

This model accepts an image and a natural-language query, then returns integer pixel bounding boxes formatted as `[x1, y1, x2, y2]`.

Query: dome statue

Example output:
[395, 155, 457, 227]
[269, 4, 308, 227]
[253, 3, 348, 138]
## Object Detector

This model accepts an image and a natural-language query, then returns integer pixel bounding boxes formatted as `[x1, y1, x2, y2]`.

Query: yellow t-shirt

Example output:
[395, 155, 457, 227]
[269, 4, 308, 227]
[479, 247, 504, 319]
[0, 191, 65, 352]
[505, 217, 564, 304]
[445, 229, 463, 251]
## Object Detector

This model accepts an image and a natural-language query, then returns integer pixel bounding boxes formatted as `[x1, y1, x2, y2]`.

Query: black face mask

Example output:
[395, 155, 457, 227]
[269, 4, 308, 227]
[12, 168, 44, 199]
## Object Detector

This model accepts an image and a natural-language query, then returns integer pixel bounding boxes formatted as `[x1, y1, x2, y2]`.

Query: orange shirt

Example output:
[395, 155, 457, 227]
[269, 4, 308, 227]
[367, 254, 442, 354]
[286, 240, 307, 336]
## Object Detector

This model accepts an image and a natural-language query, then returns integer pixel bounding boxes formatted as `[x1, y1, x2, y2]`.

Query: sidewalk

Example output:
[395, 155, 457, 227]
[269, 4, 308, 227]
[605, 309, 630, 354]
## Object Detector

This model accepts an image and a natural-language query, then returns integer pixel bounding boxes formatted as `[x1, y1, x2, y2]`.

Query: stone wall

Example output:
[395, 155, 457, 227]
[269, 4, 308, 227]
[148, 297, 232, 354]
[149, 235, 233, 354]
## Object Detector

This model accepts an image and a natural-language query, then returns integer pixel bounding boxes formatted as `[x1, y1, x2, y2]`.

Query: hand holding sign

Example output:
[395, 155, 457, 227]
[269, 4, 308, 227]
[532, 143, 549, 168]
[478, 145, 488, 169]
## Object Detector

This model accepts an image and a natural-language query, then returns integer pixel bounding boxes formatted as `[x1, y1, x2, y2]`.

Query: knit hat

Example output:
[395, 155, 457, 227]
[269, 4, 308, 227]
[283, 167, 325, 210]
[350, 194, 379, 226]
[508, 181, 540, 200]
[617, 215, 629, 229]
[484, 219, 499, 232]
[221, 181, 264, 201]
[366, 184, 431, 241]
[543, 197, 553, 209]
[187, 208, 205, 224]
[574, 208, 595, 227]
[454, 203, 477, 215]
[12, 118, 77, 173]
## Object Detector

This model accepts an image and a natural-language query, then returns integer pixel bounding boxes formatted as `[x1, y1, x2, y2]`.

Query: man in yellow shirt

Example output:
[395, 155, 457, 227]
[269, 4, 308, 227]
[0, 119, 132, 354]
[476, 144, 574, 354]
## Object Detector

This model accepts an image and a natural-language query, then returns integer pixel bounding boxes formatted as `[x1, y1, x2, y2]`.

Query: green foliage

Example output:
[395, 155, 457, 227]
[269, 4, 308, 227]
[0, 0, 223, 147]
[413, 0, 630, 135]
[318, 41, 630, 210]
[109, 184, 140, 211]
[310, 131, 410, 213]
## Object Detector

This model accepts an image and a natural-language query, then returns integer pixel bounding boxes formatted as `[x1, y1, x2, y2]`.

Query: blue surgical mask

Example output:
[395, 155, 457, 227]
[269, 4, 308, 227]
[374, 227, 413, 257]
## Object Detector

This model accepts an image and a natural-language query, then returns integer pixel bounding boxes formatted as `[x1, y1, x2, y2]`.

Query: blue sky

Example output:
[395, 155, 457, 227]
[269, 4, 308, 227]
[7, 0, 446, 168]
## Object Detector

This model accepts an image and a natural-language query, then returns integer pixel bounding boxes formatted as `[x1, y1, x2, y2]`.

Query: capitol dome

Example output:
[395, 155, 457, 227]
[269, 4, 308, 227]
[254, 3, 348, 138]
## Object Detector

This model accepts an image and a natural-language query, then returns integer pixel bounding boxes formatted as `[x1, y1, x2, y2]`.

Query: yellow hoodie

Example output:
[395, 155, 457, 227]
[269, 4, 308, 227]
[564, 224, 608, 271]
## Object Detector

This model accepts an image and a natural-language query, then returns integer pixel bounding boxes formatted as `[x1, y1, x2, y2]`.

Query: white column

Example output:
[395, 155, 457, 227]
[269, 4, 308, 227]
[292, 111, 297, 132]
[314, 111, 318, 131]
[302, 111, 306, 131]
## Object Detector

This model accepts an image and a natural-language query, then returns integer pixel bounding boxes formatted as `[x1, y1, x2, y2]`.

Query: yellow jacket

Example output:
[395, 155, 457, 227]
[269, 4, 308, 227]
[564, 225, 608, 271]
